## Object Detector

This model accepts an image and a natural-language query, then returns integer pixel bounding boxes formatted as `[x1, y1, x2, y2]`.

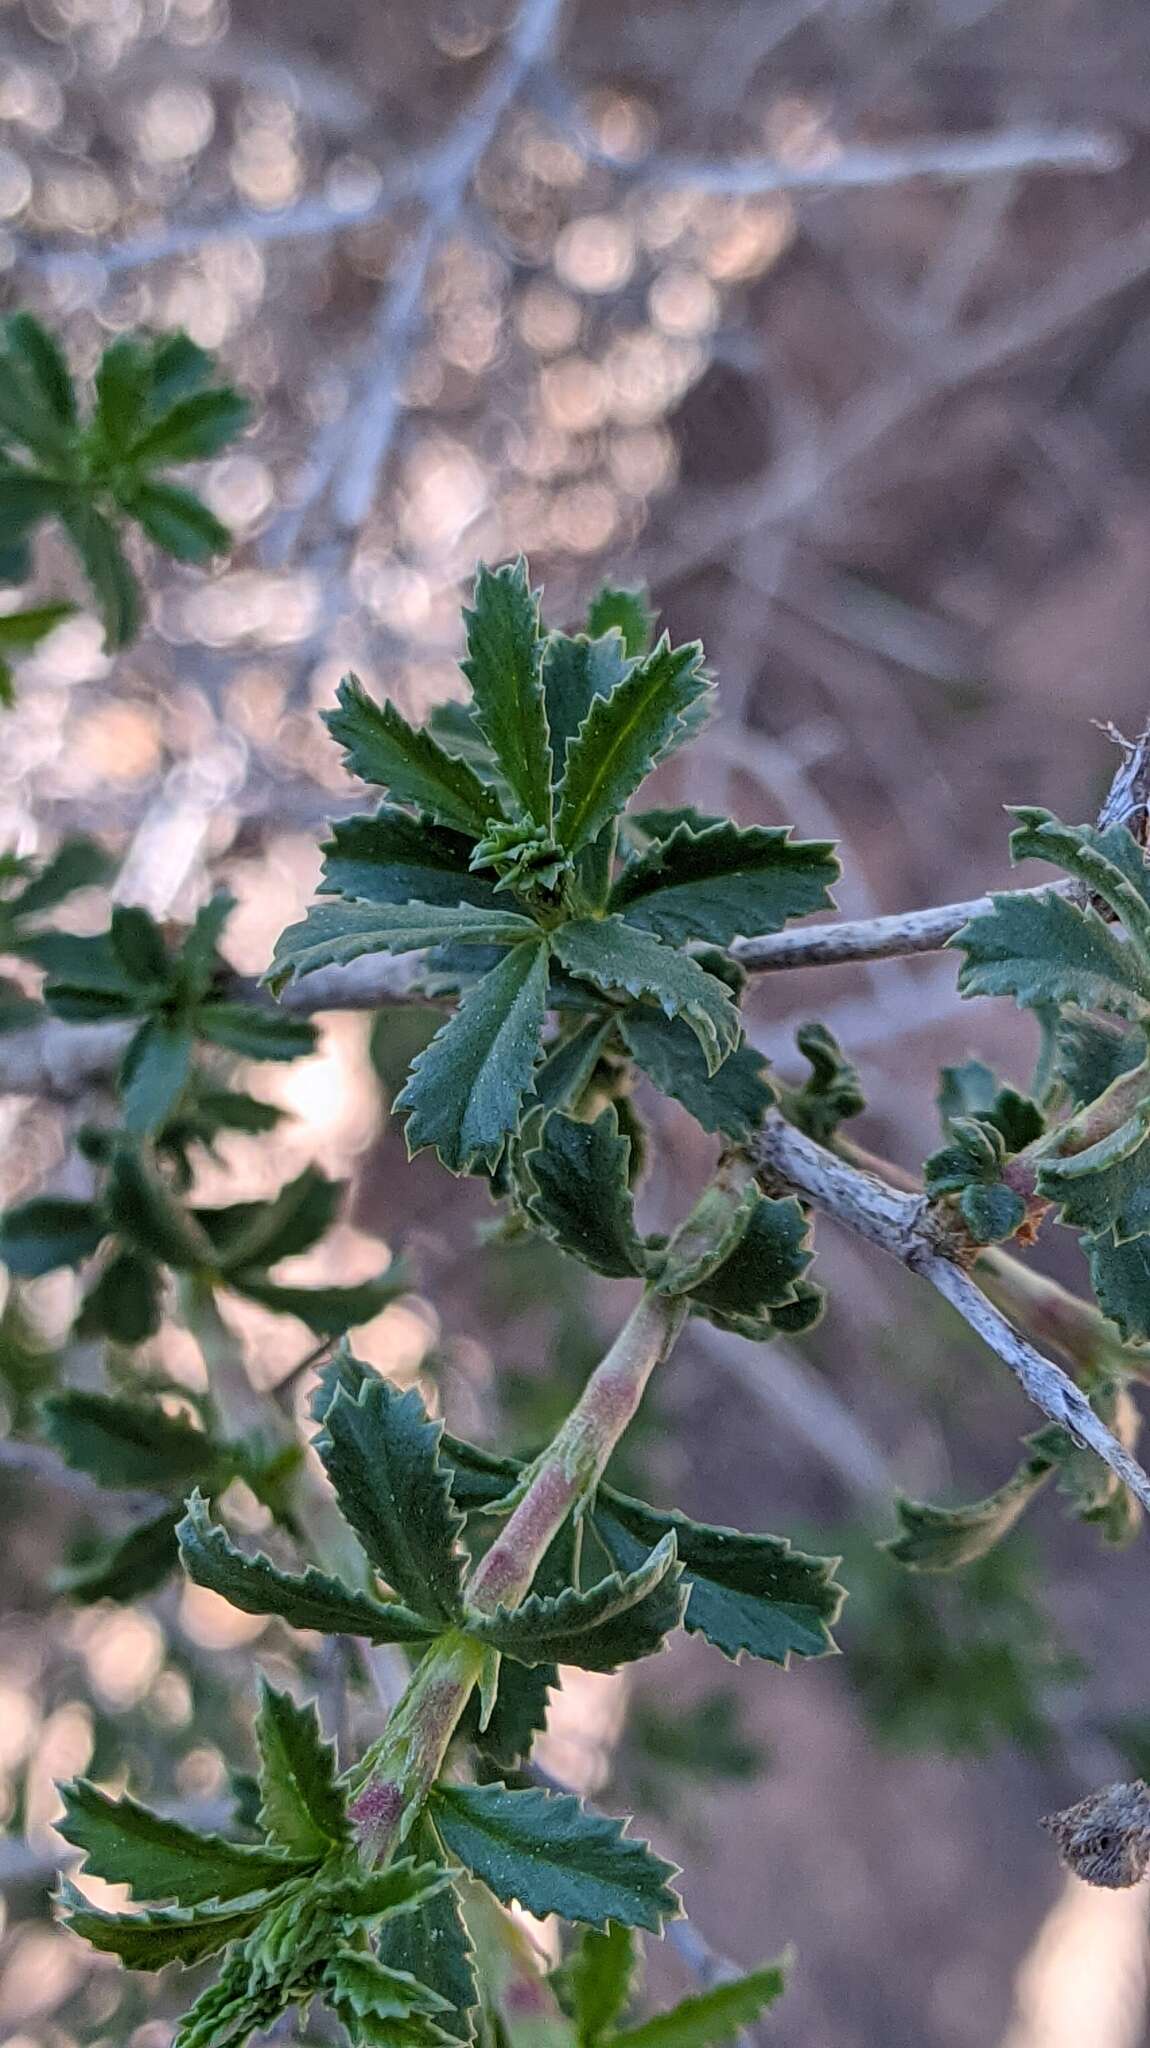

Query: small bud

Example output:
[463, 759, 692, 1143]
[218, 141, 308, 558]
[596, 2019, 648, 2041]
[1040, 1779, 1150, 1888]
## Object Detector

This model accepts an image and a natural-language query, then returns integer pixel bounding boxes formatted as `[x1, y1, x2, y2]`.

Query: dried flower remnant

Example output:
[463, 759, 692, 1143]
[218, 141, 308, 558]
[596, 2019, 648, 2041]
[1041, 1781, 1150, 1889]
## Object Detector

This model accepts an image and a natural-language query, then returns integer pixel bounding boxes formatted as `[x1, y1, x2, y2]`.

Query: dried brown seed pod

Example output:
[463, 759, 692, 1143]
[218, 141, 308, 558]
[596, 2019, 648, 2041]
[1040, 1780, 1150, 1889]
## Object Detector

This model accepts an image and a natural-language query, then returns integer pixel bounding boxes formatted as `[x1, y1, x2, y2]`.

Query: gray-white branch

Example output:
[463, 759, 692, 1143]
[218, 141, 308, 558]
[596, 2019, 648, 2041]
[732, 879, 1073, 972]
[750, 1109, 1150, 1515]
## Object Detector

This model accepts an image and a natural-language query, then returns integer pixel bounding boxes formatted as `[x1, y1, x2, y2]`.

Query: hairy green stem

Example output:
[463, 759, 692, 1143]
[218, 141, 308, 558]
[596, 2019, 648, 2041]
[351, 1287, 688, 1862]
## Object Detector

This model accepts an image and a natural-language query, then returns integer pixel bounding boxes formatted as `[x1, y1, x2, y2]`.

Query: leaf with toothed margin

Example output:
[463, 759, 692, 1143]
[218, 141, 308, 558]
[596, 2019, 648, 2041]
[607, 1960, 788, 2048]
[610, 818, 838, 946]
[551, 919, 739, 1076]
[542, 629, 631, 783]
[1008, 808, 1150, 945]
[619, 1009, 774, 1140]
[585, 583, 654, 658]
[428, 1781, 680, 1932]
[324, 674, 498, 836]
[395, 937, 550, 1173]
[42, 1389, 219, 1491]
[882, 1447, 1058, 1571]
[458, 1656, 556, 1770]
[1087, 1232, 1150, 1345]
[591, 1488, 842, 1666]
[315, 1371, 467, 1622]
[952, 889, 1150, 1019]
[554, 636, 710, 855]
[684, 1195, 813, 1337]
[254, 1679, 348, 1858]
[267, 899, 539, 993]
[517, 1107, 648, 1278]
[1055, 1011, 1147, 1109]
[1036, 1087, 1150, 1240]
[531, 1016, 616, 1116]
[462, 559, 553, 826]
[319, 806, 500, 910]
[54, 1879, 268, 1970]
[176, 1491, 437, 1643]
[376, 1821, 477, 2042]
[467, 1534, 685, 1672]
[55, 1777, 308, 1904]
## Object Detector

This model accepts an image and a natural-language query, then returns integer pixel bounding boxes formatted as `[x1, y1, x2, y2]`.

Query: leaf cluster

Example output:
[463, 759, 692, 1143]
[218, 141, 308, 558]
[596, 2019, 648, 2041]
[271, 558, 838, 1178]
[0, 317, 247, 654]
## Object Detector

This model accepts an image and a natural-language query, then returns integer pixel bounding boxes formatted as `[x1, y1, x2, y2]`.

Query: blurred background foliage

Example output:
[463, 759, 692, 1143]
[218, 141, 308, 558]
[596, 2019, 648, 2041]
[3, 0, 1150, 2042]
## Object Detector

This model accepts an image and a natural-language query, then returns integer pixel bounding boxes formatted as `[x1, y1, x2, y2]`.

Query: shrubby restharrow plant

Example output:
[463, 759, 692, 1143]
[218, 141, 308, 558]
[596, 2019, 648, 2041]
[5, 318, 1150, 2046]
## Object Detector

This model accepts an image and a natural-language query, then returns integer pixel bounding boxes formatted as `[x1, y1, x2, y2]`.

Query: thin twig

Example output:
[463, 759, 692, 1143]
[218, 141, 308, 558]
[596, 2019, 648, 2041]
[732, 879, 1072, 972]
[750, 1110, 1150, 1515]
[638, 127, 1124, 197]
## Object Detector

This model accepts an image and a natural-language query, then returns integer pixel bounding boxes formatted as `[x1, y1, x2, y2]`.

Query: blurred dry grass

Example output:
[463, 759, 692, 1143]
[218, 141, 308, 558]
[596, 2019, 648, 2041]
[4, 0, 1150, 2042]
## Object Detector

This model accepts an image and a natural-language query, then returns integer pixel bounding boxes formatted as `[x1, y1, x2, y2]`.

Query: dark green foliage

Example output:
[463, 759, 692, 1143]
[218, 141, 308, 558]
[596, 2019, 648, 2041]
[314, 1370, 467, 1622]
[428, 1781, 680, 1931]
[0, 316, 246, 650]
[467, 1533, 686, 1672]
[783, 1022, 865, 1143]
[517, 1108, 649, 1277]
[274, 558, 835, 1172]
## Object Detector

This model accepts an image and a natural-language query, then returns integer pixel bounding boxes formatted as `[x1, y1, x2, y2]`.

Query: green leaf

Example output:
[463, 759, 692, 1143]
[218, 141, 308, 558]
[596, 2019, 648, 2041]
[552, 919, 738, 1077]
[937, 1059, 1002, 1125]
[924, 1118, 1005, 1197]
[519, 1108, 647, 1278]
[462, 1656, 555, 1770]
[952, 889, 1150, 1019]
[608, 1961, 787, 2048]
[121, 1017, 195, 1132]
[429, 1782, 680, 1933]
[326, 1949, 454, 2021]
[0, 344, 76, 463]
[396, 938, 550, 1172]
[554, 637, 710, 854]
[883, 1449, 1057, 1570]
[784, 1021, 865, 1144]
[557, 1923, 639, 2045]
[31, 930, 138, 1015]
[128, 386, 250, 464]
[269, 898, 537, 990]
[462, 560, 553, 826]
[56, 1879, 266, 1971]
[585, 584, 654, 658]
[76, 1248, 163, 1345]
[5, 314, 76, 425]
[320, 807, 499, 910]
[1037, 1089, 1150, 1240]
[1009, 808, 1150, 955]
[315, 1370, 467, 1621]
[106, 1146, 214, 1268]
[195, 1000, 317, 1061]
[1055, 1012, 1146, 1109]
[110, 904, 170, 988]
[469, 1533, 685, 1672]
[255, 1680, 348, 1858]
[958, 1182, 1027, 1243]
[128, 479, 230, 561]
[325, 675, 495, 837]
[202, 1164, 342, 1271]
[57, 1778, 305, 1904]
[655, 1179, 759, 1297]
[375, 1823, 477, 2042]
[542, 630, 631, 782]
[147, 332, 215, 411]
[57, 1509, 180, 1604]
[0, 601, 73, 663]
[592, 1488, 842, 1665]
[619, 1011, 773, 1141]
[1087, 1232, 1150, 1345]
[533, 1016, 616, 1116]
[0, 1194, 104, 1275]
[60, 499, 141, 648]
[43, 1390, 216, 1489]
[231, 1271, 403, 1334]
[611, 819, 838, 946]
[7, 834, 112, 919]
[176, 1491, 437, 1642]
[94, 336, 151, 454]
[685, 1195, 813, 1335]
[0, 469, 68, 536]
